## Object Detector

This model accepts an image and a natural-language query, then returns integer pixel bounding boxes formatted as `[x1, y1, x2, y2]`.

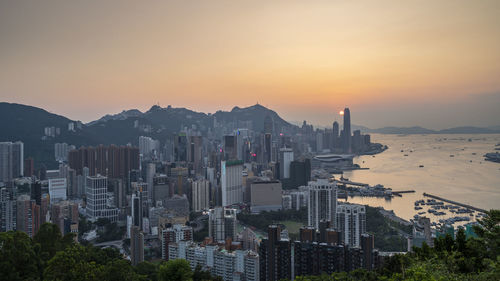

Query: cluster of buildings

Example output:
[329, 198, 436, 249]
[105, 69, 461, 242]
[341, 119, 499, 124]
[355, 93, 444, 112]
[1, 107, 392, 281]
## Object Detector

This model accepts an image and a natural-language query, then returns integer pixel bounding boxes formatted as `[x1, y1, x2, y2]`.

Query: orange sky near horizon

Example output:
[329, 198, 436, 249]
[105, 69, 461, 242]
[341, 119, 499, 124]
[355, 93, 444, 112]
[1, 0, 499, 128]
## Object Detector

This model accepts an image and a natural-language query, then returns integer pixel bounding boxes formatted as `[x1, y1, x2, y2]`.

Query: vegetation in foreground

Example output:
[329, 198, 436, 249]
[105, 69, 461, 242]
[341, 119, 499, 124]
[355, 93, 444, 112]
[1, 210, 498, 280]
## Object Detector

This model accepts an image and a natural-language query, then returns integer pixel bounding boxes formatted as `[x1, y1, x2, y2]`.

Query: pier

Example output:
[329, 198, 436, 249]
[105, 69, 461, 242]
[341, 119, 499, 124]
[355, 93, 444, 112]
[423, 193, 487, 213]
[337, 180, 368, 186]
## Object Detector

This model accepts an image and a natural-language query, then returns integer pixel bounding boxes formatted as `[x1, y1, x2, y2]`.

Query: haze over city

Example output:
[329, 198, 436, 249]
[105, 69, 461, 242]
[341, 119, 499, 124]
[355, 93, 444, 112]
[1, 0, 500, 129]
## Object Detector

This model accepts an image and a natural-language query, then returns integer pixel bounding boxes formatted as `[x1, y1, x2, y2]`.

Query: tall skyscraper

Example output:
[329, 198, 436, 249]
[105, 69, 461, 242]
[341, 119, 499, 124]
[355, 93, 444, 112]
[336, 204, 366, 247]
[0, 141, 24, 184]
[307, 179, 337, 230]
[264, 133, 272, 164]
[223, 135, 238, 161]
[342, 108, 351, 153]
[191, 179, 210, 212]
[131, 225, 144, 266]
[279, 148, 293, 179]
[332, 121, 340, 150]
[208, 207, 237, 242]
[221, 160, 243, 206]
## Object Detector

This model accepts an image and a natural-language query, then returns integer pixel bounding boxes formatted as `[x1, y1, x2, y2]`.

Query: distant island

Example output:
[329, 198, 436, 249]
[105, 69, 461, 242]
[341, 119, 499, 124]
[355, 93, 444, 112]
[352, 125, 500, 135]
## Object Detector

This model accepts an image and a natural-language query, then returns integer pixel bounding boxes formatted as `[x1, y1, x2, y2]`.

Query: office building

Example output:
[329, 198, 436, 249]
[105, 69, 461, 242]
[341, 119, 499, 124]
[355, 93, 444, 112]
[289, 159, 311, 189]
[153, 174, 170, 205]
[249, 181, 282, 213]
[223, 135, 237, 161]
[86, 175, 119, 222]
[279, 148, 293, 179]
[48, 178, 67, 205]
[131, 226, 144, 266]
[0, 141, 23, 184]
[208, 207, 237, 242]
[336, 204, 366, 247]
[221, 160, 243, 206]
[342, 108, 351, 153]
[192, 179, 210, 212]
[307, 179, 337, 230]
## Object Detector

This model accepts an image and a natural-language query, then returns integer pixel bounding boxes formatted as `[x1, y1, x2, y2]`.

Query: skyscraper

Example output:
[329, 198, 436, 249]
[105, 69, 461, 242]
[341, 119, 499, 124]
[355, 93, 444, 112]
[0, 141, 24, 184]
[0, 187, 17, 232]
[342, 108, 351, 153]
[332, 121, 340, 150]
[307, 179, 337, 230]
[208, 207, 237, 242]
[221, 160, 243, 206]
[279, 148, 293, 179]
[336, 204, 366, 248]
[191, 179, 210, 212]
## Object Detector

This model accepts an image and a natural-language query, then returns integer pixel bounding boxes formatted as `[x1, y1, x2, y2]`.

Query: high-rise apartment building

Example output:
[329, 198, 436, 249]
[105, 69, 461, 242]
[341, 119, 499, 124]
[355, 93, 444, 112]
[68, 145, 139, 179]
[168, 241, 259, 281]
[221, 160, 243, 206]
[192, 179, 210, 212]
[161, 224, 193, 260]
[131, 225, 144, 266]
[138, 136, 160, 160]
[259, 225, 292, 281]
[307, 179, 337, 230]
[0, 141, 24, 184]
[0, 187, 17, 232]
[16, 194, 39, 237]
[208, 207, 237, 242]
[336, 204, 366, 248]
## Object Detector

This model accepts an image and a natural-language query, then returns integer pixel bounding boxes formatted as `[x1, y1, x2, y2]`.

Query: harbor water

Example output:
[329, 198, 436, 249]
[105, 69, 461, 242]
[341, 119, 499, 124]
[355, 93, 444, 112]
[343, 134, 500, 223]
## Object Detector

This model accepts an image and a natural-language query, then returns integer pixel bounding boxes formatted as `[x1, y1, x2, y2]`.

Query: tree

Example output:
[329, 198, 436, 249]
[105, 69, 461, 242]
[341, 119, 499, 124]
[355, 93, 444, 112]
[473, 209, 500, 260]
[158, 259, 193, 281]
[0, 231, 40, 281]
[43, 244, 104, 281]
[135, 261, 159, 281]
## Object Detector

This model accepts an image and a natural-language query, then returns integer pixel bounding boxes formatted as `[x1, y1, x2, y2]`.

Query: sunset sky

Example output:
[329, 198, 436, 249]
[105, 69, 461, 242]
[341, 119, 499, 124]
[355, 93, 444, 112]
[1, 0, 499, 129]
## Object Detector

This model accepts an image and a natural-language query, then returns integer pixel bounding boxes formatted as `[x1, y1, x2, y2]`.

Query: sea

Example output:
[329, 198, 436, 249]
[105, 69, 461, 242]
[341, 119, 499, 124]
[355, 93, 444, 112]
[343, 134, 500, 224]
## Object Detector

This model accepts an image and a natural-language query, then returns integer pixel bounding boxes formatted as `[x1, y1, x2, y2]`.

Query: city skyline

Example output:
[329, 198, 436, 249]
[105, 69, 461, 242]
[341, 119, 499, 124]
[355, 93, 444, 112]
[1, 1, 500, 129]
